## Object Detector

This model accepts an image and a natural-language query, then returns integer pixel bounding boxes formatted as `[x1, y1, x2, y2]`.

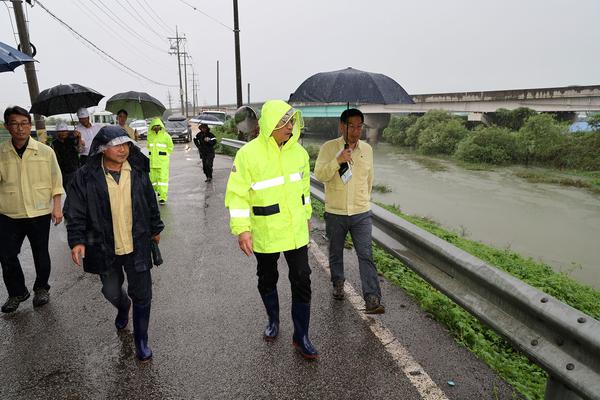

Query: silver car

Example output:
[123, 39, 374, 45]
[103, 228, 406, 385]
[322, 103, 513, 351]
[129, 120, 148, 139]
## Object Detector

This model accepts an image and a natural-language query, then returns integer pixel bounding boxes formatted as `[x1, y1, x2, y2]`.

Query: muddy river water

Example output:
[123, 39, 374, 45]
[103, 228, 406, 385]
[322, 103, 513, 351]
[304, 139, 600, 289]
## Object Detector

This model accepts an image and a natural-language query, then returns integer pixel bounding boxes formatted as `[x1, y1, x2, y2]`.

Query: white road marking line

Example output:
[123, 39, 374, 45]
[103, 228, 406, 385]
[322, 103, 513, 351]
[309, 239, 449, 400]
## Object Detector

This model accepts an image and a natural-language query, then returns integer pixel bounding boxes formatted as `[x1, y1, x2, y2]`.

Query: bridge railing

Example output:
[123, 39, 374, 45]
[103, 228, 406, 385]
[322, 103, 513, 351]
[221, 138, 600, 400]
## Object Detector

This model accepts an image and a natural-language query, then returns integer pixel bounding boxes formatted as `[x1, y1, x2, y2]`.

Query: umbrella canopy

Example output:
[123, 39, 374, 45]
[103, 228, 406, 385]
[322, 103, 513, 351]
[289, 67, 414, 105]
[105, 91, 166, 120]
[0, 41, 37, 73]
[30, 83, 104, 116]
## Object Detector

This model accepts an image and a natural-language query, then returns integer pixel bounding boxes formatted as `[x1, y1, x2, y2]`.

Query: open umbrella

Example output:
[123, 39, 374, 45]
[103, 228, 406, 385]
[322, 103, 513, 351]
[30, 83, 104, 116]
[105, 91, 166, 120]
[0, 41, 37, 73]
[289, 67, 414, 105]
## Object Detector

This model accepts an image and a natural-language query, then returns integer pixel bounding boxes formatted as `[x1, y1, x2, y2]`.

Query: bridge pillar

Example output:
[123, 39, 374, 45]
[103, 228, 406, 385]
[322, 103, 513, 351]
[363, 113, 390, 145]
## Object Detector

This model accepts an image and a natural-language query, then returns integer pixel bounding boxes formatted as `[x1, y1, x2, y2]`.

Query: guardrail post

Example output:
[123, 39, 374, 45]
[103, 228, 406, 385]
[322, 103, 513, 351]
[545, 376, 585, 400]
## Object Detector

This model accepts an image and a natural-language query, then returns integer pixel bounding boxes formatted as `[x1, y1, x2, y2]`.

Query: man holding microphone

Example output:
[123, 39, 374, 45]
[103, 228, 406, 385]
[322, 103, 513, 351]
[314, 108, 384, 314]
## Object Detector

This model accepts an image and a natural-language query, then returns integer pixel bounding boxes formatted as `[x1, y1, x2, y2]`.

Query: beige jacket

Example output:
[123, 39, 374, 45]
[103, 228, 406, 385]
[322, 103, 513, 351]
[0, 138, 64, 218]
[314, 136, 373, 216]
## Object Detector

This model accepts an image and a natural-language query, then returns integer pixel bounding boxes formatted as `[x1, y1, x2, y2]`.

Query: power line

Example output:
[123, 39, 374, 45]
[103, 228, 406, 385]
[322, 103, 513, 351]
[176, 0, 233, 31]
[34, 0, 177, 87]
[88, 0, 169, 54]
[134, 0, 174, 37]
[2, 1, 19, 44]
[72, 0, 172, 70]
[120, 0, 169, 42]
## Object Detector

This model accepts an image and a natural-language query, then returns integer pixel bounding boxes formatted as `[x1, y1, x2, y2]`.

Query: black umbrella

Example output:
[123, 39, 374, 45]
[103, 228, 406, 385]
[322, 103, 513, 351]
[30, 83, 104, 116]
[289, 67, 414, 105]
[105, 91, 166, 120]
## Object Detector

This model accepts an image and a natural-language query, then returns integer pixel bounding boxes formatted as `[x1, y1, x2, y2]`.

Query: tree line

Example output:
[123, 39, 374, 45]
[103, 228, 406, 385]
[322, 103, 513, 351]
[382, 108, 600, 171]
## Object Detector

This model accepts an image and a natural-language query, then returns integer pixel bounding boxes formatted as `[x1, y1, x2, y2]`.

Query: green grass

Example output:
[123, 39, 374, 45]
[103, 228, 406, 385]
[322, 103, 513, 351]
[372, 183, 392, 193]
[311, 197, 600, 400]
[455, 160, 497, 171]
[513, 169, 600, 193]
[413, 155, 448, 172]
[0, 129, 9, 144]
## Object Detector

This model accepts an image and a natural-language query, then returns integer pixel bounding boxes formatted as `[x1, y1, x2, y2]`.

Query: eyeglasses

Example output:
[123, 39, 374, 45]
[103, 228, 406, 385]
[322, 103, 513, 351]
[7, 122, 32, 129]
[344, 123, 364, 130]
[275, 117, 295, 130]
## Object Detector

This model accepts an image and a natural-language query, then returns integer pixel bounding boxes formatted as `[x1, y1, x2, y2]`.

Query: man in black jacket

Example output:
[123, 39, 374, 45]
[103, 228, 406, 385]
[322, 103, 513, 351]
[193, 123, 217, 182]
[64, 126, 164, 362]
[51, 122, 82, 190]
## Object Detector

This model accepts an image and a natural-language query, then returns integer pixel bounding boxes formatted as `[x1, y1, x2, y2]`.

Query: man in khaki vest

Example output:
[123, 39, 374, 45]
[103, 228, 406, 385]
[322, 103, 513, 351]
[314, 108, 384, 314]
[0, 106, 64, 313]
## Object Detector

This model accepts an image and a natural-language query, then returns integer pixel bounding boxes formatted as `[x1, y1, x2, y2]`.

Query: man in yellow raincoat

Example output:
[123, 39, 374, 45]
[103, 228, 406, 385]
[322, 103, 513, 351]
[147, 118, 173, 204]
[225, 99, 318, 359]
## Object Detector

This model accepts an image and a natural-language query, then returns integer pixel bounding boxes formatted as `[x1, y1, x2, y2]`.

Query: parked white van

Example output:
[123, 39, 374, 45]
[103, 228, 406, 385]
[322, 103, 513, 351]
[92, 111, 116, 126]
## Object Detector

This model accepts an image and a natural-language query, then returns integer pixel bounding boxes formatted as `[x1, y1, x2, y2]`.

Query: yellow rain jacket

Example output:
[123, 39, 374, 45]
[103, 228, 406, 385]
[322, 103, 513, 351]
[225, 100, 312, 253]
[147, 118, 173, 168]
[147, 118, 173, 201]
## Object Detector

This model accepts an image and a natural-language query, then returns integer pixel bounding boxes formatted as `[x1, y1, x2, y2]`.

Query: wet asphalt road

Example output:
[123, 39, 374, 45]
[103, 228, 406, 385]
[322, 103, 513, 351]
[0, 144, 519, 399]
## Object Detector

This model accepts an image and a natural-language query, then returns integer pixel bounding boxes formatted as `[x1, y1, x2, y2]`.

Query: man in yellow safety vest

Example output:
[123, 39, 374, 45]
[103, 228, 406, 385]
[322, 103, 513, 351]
[225, 99, 318, 359]
[147, 118, 173, 204]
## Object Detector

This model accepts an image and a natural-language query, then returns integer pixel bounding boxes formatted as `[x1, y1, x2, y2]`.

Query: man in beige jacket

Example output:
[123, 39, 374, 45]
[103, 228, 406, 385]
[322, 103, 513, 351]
[314, 108, 384, 314]
[0, 106, 64, 313]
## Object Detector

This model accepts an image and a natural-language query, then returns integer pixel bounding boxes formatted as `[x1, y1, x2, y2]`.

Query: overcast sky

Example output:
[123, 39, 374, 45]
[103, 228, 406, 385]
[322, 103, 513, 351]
[1, 0, 599, 115]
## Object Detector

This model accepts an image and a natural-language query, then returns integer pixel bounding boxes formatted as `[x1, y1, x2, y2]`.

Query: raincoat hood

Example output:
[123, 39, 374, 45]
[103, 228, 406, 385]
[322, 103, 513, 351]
[258, 99, 303, 148]
[149, 117, 166, 131]
[88, 125, 148, 171]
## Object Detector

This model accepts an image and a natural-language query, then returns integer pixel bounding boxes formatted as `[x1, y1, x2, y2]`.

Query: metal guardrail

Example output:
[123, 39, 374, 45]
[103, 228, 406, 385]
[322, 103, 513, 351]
[221, 138, 600, 400]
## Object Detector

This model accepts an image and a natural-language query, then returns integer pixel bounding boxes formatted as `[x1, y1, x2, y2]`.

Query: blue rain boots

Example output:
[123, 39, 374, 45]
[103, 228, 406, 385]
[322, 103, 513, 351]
[260, 289, 280, 341]
[115, 296, 131, 331]
[132, 302, 153, 361]
[291, 303, 319, 360]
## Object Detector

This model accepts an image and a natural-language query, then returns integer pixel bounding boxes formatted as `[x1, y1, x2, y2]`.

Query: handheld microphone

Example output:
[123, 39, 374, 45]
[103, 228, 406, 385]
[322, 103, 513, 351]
[339, 143, 349, 177]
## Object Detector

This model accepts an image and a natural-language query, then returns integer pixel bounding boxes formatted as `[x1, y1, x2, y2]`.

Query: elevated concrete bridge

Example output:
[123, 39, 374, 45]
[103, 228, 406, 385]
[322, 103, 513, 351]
[291, 84, 600, 118]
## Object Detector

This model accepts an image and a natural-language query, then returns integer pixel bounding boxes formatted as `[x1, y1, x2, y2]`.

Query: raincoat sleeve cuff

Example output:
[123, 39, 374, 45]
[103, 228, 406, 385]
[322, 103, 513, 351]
[232, 225, 251, 236]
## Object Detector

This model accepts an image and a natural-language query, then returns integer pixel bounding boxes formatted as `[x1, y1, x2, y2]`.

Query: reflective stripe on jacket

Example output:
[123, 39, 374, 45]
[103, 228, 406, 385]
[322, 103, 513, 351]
[225, 100, 312, 253]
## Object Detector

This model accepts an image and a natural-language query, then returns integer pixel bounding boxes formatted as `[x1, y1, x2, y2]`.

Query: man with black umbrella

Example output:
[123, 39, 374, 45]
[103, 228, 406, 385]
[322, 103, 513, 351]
[52, 122, 83, 190]
[314, 108, 384, 314]
[75, 107, 101, 165]
[64, 125, 164, 362]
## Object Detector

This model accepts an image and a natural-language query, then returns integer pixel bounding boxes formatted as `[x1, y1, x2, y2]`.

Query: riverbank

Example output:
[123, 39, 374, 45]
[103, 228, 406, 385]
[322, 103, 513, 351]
[303, 139, 600, 290]
[384, 144, 600, 194]
[311, 197, 600, 400]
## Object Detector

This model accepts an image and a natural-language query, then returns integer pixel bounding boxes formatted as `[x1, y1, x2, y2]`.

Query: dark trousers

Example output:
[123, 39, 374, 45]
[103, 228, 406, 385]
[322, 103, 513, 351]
[99, 254, 152, 308]
[325, 211, 381, 299]
[0, 213, 51, 297]
[200, 153, 214, 179]
[255, 246, 311, 304]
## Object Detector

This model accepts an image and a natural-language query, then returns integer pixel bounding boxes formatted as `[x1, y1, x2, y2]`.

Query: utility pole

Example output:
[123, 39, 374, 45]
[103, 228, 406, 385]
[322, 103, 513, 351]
[168, 26, 185, 115]
[182, 51, 189, 117]
[233, 0, 243, 108]
[216, 60, 220, 109]
[190, 71, 199, 116]
[247, 82, 250, 105]
[167, 91, 173, 111]
[11, 0, 44, 130]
